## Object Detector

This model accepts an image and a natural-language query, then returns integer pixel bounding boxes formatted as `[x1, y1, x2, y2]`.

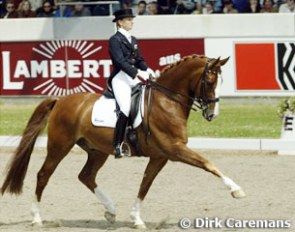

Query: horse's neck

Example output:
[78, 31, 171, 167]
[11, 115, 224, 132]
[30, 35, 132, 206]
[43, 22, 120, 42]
[157, 70, 191, 94]
[153, 71, 194, 120]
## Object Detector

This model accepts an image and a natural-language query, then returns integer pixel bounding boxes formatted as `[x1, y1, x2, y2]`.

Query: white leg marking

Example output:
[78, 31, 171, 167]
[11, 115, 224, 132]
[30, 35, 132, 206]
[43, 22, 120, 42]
[130, 198, 146, 228]
[94, 187, 116, 223]
[94, 187, 116, 215]
[222, 176, 241, 191]
[31, 196, 42, 225]
[222, 176, 246, 198]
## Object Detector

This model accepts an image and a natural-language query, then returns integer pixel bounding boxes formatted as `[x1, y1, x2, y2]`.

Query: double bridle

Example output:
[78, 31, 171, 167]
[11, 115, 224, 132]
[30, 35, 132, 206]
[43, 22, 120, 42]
[148, 61, 219, 114]
[142, 61, 220, 141]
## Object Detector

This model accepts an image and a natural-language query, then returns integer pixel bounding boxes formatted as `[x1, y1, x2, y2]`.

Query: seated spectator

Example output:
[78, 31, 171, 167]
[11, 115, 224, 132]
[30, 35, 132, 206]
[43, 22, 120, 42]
[223, 0, 238, 13]
[191, 1, 203, 14]
[260, 0, 278, 12]
[234, 0, 250, 12]
[279, 0, 295, 12]
[55, 5, 72, 17]
[245, 0, 261, 12]
[70, 4, 91, 17]
[121, 0, 132, 9]
[92, 5, 109, 16]
[158, 0, 171, 13]
[173, 0, 195, 14]
[18, 0, 36, 17]
[147, 1, 159, 14]
[30, 0, 42, 11]
[203, 1, 218, 13]
[135, 0, 148, 15]
[36, 0, 54, 17]
[1, 0, 19, 18]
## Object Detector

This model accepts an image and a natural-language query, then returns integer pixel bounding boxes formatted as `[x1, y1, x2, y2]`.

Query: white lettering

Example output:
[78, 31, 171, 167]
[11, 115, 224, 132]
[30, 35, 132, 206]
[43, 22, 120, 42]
[84, 60, 99, 78]
[31, 60, 48, 78]
[14, 60, 30, 78]
[68, 60, 81, 78]
[99, 60, 112, 78]
[2, 51, 24, 90]
[159, 53, 181, 66]
[51, 60, 66, 78]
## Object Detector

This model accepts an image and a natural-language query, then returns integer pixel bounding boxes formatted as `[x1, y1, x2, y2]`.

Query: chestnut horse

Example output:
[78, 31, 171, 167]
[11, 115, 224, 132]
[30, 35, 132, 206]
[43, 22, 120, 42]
[1, 55, 245, 229]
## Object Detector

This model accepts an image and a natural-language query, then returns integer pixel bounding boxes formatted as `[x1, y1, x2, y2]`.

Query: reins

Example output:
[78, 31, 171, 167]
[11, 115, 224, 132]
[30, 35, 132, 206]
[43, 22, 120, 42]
[148, 62, 219, 112]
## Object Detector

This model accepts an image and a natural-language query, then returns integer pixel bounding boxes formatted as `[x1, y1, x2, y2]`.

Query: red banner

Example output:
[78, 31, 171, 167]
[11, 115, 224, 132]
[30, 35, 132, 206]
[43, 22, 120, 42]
[0, 39, 204, 96]
[235, 42, 295, 91]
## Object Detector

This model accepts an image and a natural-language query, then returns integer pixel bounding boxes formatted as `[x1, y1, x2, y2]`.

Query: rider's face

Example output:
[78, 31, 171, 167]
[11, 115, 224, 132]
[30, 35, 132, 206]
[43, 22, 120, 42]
[118, 17, 134, 31]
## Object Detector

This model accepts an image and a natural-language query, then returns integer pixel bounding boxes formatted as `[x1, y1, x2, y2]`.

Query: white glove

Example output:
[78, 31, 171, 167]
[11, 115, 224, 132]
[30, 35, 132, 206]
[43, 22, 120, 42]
[137, 69, 150, 82]
[146, 68, 156, 78]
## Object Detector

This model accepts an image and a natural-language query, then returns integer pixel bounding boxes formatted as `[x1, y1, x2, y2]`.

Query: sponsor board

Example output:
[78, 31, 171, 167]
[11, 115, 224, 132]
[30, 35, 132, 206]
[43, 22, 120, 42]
[0, 39, 204, 96]
[235, 42, 295, 91]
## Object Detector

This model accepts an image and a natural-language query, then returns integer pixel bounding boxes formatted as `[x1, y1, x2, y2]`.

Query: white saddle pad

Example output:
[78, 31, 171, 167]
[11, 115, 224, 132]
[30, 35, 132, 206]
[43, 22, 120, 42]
[91, 88, 145, 128]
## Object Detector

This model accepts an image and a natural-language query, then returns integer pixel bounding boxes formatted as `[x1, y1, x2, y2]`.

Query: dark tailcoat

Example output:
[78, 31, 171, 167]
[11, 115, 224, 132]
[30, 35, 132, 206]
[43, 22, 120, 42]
[108, 31, 148, 85]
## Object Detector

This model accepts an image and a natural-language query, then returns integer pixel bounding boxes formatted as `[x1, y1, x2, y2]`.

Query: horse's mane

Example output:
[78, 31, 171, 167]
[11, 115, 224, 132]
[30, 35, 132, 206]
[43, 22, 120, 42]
[160, 54, 207, 75]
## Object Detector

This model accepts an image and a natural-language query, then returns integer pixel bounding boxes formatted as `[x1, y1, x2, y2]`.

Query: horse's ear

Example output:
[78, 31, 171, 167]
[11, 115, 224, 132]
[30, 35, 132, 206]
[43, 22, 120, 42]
[220, 57, 230, 66]
[209, 57, 220, 69]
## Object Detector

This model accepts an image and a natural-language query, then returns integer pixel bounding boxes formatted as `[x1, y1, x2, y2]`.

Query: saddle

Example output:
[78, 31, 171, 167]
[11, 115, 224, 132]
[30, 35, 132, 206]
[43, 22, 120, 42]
[103, 83, 145, 156]
[103, 83, 144, 124]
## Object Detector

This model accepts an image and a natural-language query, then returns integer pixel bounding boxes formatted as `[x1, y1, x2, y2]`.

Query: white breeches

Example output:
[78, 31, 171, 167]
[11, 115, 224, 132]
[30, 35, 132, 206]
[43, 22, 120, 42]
[112, 71, 141, 117]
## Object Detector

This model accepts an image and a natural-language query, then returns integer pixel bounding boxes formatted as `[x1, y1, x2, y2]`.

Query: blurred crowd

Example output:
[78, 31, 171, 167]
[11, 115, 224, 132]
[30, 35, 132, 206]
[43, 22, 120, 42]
[0, 0, 294, 18]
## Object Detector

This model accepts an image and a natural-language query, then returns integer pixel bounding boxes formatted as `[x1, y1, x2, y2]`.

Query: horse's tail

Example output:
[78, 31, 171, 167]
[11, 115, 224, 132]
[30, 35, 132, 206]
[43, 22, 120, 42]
[1, 98, 58, 195]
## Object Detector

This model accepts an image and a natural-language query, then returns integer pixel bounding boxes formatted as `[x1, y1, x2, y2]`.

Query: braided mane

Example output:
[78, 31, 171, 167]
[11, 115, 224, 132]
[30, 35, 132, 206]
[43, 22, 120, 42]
[160, 54, 207, 74]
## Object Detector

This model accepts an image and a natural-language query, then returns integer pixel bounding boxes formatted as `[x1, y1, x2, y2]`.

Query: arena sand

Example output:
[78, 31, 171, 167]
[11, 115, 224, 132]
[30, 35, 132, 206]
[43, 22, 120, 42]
[0, 147, 294, 232]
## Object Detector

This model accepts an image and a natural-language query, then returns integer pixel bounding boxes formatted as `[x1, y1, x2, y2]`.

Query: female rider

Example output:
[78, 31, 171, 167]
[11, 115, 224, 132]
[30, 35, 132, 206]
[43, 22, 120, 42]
[108, 9, 155, 158]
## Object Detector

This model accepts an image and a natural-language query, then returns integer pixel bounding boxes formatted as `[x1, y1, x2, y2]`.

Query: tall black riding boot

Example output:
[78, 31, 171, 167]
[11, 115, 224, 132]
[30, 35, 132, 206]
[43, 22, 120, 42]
[113, 111, 129, 159]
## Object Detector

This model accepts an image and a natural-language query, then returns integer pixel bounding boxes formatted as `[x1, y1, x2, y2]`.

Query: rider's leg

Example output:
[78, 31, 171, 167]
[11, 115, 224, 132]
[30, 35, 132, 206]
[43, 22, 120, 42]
[112, 72, 132, 158]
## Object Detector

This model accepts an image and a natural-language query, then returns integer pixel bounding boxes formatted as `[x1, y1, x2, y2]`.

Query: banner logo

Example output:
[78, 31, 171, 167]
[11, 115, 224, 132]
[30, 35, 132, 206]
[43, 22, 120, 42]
[277, 43, 295, 90]
[1, 40, 111, 95]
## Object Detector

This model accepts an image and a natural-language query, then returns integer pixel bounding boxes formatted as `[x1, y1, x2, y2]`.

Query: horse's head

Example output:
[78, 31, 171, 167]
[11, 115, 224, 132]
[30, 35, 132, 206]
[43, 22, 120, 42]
[193, 56, 229, 121]
[155, 55, 229, 121]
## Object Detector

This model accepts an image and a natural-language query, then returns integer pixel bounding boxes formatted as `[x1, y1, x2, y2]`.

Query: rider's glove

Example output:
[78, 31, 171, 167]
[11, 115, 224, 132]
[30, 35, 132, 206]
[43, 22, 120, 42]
[146, 68, 156, 78]
[137, 70, 150, 83]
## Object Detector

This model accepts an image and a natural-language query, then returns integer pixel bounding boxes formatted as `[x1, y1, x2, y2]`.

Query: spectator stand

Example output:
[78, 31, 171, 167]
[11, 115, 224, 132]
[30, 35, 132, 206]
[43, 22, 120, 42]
[55, 0, 120, 16]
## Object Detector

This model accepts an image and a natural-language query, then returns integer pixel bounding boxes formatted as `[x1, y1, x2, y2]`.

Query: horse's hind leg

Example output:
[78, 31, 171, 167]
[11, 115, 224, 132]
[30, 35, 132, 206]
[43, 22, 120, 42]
[171, 144, 246, 198]
[77, 150, 115, 223]
[31, 138, 75, 225]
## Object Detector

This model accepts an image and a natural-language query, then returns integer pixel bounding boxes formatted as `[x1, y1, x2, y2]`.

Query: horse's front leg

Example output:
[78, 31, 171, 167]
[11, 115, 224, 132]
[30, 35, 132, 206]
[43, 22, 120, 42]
[131, 156, 168, 229]
[171, 143, 246, 198]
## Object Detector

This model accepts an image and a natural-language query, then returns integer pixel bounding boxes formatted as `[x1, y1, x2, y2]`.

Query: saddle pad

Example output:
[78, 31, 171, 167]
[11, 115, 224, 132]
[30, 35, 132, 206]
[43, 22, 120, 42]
[91, 88, 145, 128]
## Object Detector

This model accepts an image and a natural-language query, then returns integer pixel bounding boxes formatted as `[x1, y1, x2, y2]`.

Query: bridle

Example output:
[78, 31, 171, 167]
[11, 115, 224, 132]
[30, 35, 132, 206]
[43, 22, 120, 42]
[193, 62, 220, 113]
[148, 60, 220, 114]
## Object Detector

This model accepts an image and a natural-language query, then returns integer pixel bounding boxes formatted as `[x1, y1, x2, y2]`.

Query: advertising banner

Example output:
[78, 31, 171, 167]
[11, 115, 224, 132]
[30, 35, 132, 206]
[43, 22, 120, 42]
[0, 39, 204, 96]
[235, 42, 295, 91]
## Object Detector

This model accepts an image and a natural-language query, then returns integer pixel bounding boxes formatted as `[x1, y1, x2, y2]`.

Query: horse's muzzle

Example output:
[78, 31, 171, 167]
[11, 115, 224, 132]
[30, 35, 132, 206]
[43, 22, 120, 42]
[204, 108, 218, 121]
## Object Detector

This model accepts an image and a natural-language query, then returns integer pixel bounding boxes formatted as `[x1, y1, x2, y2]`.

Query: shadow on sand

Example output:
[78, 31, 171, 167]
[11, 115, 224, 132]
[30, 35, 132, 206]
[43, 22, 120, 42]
[0, 219, 176, 230]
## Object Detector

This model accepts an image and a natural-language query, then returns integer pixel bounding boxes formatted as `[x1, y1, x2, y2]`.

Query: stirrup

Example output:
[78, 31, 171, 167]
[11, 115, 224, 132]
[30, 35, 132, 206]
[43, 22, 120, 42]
[121, 142, 131, 157]
[114, 144, 124, 159]
[114, 143, 131, 159]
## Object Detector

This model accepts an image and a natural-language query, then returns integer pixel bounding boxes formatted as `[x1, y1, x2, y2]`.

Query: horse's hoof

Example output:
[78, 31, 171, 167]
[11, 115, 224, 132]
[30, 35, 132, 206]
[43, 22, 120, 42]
[231, 188, 246, 199]
[134, 223, 147, 229]
[104, 211, 116, 224]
